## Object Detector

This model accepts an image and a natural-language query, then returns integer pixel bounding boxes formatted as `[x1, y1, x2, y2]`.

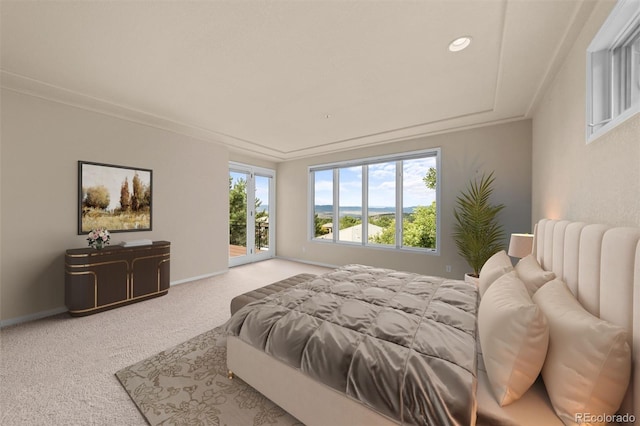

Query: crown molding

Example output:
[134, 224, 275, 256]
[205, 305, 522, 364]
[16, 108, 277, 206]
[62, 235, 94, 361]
[2, 70, 527, 163]
[0, 70, 287, 162]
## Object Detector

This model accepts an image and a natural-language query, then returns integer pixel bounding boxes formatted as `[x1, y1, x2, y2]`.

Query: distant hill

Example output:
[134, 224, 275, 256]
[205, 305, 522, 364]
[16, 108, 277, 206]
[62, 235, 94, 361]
[314, 205, 418, 218]
[258, 205, 423, 217]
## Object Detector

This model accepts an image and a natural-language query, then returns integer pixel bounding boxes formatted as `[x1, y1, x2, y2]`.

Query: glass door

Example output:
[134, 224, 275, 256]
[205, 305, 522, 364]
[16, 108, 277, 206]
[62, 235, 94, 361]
[229, 163, 275, 267]
[229, 170, 249, 260]
[254, 174, 272, 259]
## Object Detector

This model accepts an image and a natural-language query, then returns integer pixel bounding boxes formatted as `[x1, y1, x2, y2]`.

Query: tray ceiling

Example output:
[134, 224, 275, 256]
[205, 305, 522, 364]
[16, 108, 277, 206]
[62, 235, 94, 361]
[1, 1, 598, 161]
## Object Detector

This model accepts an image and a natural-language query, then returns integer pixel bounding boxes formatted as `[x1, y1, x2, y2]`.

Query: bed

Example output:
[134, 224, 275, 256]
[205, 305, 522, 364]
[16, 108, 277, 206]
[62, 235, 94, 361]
[225, 219, 640, 425]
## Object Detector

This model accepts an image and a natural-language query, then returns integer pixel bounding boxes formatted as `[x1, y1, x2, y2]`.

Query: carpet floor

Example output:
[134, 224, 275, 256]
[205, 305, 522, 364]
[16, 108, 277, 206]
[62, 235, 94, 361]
[0, 259, 331, 425]
[116, 325, 302, 426]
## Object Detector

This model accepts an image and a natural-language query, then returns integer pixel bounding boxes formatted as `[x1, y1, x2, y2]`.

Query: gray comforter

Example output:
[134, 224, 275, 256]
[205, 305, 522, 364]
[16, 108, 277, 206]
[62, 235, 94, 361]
[225, 264, 479, 425]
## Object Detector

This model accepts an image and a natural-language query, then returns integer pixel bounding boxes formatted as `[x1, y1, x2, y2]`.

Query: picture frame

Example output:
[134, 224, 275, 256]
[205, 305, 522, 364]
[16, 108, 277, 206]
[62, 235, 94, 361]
[78, 161, 152, 234]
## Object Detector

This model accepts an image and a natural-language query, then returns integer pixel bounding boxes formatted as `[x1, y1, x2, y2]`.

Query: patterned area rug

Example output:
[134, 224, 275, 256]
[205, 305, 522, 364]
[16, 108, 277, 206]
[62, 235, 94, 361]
[115, 326, 302, 426]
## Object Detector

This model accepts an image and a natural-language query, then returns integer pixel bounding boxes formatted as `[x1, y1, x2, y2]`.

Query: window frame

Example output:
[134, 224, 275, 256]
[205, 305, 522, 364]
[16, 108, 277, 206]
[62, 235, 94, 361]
[586, 0, 640, 143]
[308, 148, 441, 255]
[228, 161, 276, 267]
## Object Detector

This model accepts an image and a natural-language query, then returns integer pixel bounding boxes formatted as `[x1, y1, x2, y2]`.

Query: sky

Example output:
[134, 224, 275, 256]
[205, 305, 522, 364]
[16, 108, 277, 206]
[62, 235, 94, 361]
[314, 157, 436, 207]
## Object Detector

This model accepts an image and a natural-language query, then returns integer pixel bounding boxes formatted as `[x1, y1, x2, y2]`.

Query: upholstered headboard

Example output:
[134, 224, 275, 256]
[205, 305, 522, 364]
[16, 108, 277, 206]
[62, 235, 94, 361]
[533, 219, 640, 422]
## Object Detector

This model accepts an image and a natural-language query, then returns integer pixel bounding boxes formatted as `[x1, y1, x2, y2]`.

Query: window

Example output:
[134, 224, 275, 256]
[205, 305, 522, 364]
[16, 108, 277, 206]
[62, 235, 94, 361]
[586, 0, 640, 143]
[309, 148, 440, 253]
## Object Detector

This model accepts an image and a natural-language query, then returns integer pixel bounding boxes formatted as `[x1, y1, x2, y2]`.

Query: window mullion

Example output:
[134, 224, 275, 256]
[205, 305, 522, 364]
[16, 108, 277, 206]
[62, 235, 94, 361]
[362, 165, 368, 246]
[309, 171, 315, 239]
[333, 168, 339, 243]
[611, 49, 618, 117]
[395, 160, 403, 249]
[614, 46, 625, 116]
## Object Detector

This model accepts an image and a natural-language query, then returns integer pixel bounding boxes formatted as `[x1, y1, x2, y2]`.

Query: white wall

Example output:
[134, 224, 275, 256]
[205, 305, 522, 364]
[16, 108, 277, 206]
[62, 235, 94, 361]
[277, 120, 533, 278]
[532, 1, 640, 227]
[0, 89, 230, 323]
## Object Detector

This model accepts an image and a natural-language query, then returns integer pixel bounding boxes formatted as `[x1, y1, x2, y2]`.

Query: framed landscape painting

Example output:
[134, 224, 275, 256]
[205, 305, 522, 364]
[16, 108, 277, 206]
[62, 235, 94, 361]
[78, 161, 152, 234]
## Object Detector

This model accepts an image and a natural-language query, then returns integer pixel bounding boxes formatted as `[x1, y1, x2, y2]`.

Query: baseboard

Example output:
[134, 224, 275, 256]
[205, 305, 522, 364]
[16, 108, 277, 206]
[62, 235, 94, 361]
[170, 269, 228, 286]
[274, 256, 338, 269]
[0, 306, 68, 329]
[1, 270, 230, 328]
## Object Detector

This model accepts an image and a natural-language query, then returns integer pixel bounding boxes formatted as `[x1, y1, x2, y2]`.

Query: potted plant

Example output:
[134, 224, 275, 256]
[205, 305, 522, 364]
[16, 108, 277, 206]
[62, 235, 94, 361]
[452, 171, 506, 283]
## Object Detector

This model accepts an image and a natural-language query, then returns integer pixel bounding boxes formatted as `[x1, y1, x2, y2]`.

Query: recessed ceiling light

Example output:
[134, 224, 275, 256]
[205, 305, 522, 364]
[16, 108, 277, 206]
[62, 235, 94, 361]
[448, 36, 472, 52]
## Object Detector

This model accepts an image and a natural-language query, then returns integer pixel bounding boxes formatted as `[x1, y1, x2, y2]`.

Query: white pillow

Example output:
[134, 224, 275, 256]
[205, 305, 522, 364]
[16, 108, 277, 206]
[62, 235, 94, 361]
[514, 254, 555, 296]
[478, 250, 513, 297]
[478, 271, 549, 406]
[533, 279, 631, 425]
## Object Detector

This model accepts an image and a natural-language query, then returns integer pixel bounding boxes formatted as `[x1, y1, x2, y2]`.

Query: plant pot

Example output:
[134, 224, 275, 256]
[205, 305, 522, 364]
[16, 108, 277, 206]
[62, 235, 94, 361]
[464, 273, 479, 286]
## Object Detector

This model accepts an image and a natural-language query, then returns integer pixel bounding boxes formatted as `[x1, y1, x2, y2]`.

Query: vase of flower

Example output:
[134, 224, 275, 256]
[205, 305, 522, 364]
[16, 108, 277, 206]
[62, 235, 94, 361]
[87, 228, 111, 250]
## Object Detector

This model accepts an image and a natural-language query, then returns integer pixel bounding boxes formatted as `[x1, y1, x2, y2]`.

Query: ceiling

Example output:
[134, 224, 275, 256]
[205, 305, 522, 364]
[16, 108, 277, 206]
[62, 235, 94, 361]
[1, 1, 598, 162]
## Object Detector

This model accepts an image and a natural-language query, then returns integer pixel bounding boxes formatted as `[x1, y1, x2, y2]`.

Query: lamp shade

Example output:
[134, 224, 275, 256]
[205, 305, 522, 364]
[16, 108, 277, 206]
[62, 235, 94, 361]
[508, 233, 534, 258]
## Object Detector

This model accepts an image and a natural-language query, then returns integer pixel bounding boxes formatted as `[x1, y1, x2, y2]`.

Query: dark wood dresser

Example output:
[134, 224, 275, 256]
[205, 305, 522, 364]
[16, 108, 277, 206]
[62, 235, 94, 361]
[65, 241, 170, 316]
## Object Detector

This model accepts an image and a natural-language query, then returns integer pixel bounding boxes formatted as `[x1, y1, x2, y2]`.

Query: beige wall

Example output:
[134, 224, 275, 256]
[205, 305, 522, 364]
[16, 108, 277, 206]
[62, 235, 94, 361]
[532, 1, 640, 227]
[229, 151, 277, 171]
[0, 89, 230, 323]
[277, 120, 533, 278]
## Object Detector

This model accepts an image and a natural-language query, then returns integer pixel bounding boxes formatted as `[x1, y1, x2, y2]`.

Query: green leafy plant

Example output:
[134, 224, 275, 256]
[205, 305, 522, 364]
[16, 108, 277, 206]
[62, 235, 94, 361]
[452, 172, 506, 277]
